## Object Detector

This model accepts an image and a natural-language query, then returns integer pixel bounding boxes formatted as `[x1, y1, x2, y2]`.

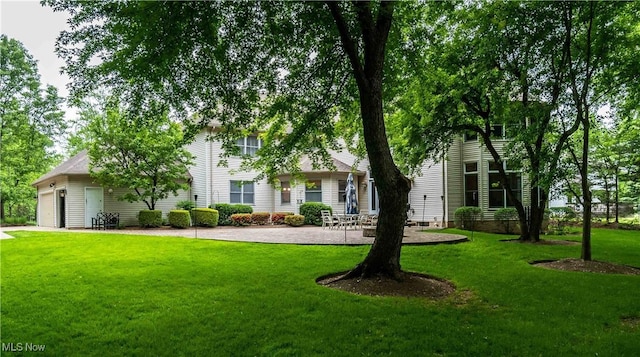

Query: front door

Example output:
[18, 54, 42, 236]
[85, 187, 104, 228]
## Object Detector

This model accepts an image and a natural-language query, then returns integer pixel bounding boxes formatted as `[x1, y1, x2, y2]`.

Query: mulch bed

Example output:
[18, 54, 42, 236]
[532, 258, 640, 275]
[317, 271, 456, 299]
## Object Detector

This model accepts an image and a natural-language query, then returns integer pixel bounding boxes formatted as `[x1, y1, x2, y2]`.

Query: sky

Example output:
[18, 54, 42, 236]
[1, 0, 75, 120]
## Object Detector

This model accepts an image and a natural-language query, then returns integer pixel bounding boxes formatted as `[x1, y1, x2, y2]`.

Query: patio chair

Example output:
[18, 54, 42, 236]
[92, 212, 106, 230]
[321, 210, 338, 229]
[103, 212, 120, 230]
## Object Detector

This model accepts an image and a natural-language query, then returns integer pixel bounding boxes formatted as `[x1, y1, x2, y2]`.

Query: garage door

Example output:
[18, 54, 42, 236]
[40, 192, 55, 227]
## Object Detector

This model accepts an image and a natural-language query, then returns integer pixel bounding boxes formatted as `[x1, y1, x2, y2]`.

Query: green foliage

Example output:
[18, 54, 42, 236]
[213, 203, 253, 226]
[250, 212, 271, 225]
[168, 210, 191, 229]
[230, 213, 252, 226]
[271, 212, 294, 225]
[300, 202, 332, 226]
[494, 208, 519, 234]
[284, 214, 305, 227]
[176, 200, 195, 211]
[192, 208, 219, 227]
[454, 207, 482, 231]
[1, 216, 28, 226]
[138, 210, 162, 228]
[0, 35, 66, 219]
[86, 100, 194, 210]
[548, 207, 578, 235]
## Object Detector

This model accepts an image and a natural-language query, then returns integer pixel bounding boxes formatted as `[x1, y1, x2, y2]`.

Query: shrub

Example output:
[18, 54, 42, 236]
[454, 206, 481, 230]
[548, 207, 577, 235]
[494, 207, 518, 234]
[176, 200, 195, 211]
[139, 210, 162, 228]
[300, 202, 332, 226]
[1, 216, 28, 226]
[213, 203, 253, 225]
[284, 214, 305, 227]
[192, 208, 219, 227]
[251, 212, 271, 225]
[231, 213, 252, 226]
[168, 210, 191, 228]
[271, 212, 294, 225]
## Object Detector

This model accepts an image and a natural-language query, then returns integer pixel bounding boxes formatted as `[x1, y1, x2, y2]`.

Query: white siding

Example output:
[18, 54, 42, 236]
[209, 139, 273, 212]
[103, 188, 190, 227]
[409, 160, 446, 225]
[186, 130, 210, 208]
[66, 176, 99, 228]
[446, 139, 464, 221]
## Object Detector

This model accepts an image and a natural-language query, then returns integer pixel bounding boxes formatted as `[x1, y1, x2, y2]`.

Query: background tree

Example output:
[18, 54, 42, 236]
[388, 1, 580, 242]
[86, 100, 194, 210]
[0, 35, 66, 220]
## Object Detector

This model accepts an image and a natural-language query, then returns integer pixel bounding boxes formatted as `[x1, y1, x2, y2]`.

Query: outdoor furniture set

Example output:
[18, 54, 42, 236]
[91, 212, 120, 230]
[321, 210, 378, 231]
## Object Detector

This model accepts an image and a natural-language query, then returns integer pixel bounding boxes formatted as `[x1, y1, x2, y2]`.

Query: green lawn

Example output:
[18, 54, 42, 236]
[1, 229, 639, 356]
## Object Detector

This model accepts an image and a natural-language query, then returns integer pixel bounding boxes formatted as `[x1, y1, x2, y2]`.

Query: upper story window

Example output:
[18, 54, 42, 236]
[488, 161, 522, 208]
[230, 180, 254, 204]
[305, 180, 322, 202]
[236, 135, 261, 156]
[464, 132, 478, 142]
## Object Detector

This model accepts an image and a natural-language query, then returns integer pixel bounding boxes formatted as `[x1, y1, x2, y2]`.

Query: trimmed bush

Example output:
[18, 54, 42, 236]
[139, 210, 162, 228]
[168, 210, 191, 229]
[213, 203, 254, 226]
[176, 200, 195, 211]
[284, 214, 305, 227]
[231, 213, 252, 226]
[192, 208, 219, 227]
[494, 207, 518, 234]
[251, 212, 271, 225]
[300, 202, 332, 226]
[271, 212, 294, 225]
[454, 206, 481, 230]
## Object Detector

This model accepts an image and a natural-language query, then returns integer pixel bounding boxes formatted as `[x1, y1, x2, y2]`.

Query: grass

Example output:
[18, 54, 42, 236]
[1, 228, 639, 356]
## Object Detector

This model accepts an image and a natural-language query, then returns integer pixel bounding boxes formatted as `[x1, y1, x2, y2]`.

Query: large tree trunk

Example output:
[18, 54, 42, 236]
[327, 1, 410, 279]
[345, 91, 411, 279]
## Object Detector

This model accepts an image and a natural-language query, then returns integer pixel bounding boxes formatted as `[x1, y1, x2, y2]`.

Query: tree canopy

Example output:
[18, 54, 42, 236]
[0, 35, 66, 219]
[86, 100, 194, 211]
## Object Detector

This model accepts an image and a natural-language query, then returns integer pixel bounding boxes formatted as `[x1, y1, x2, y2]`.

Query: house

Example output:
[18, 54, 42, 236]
[33, 123, 531, 229]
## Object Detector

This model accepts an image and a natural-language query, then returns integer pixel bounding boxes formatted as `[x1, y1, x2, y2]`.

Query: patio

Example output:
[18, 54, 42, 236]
[1, 225, 468, 245]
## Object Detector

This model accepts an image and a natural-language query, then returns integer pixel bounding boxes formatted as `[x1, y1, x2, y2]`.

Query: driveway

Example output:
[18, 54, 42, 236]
[0, 225, 467, 245]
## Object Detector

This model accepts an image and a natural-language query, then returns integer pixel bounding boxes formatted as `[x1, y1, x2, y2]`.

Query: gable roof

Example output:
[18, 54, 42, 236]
[32, 150, 194, 186]
[299, 156, 366, 175]
[32, 150, 90, 186]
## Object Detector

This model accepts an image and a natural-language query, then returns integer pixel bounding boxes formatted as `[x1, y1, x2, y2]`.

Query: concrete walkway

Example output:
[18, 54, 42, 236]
[0, 225, 468, 245]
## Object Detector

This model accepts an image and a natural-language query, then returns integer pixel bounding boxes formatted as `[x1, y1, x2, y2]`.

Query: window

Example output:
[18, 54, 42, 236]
[338, 180, 346, 202]
[490, 124, 504, 139]
[230, 181, 254, 204]
[488, 161, 522, 208]
[464, 162, 479, 207]
[281, 181, 290, 204]
[236, 135, 261, 156]
[305, 180, 322, 202]
[464, 132, 478, 142]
